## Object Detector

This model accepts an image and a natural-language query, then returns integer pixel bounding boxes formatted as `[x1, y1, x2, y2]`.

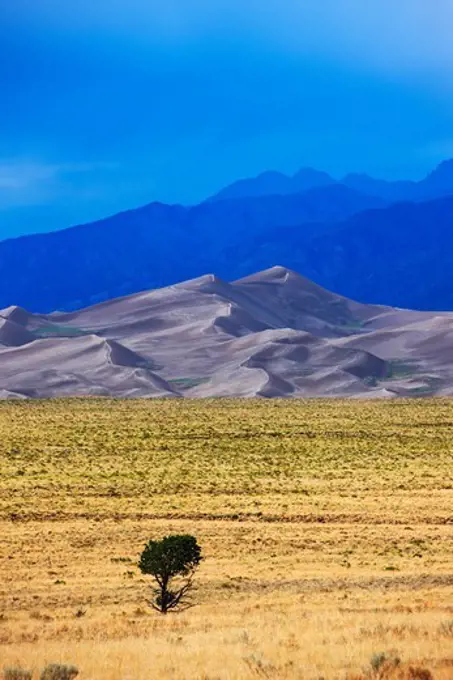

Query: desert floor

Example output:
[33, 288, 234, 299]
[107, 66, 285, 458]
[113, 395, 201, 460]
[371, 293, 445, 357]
[1, 398, 453, 679]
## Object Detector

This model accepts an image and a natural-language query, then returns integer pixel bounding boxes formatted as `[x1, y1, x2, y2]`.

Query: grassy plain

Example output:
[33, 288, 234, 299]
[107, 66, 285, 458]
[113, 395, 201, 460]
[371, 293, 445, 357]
[0, 398, 453, 679]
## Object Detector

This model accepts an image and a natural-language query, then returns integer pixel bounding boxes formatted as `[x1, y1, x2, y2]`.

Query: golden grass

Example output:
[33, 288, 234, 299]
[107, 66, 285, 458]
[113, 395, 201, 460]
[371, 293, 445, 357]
[1, 398, 453, 678]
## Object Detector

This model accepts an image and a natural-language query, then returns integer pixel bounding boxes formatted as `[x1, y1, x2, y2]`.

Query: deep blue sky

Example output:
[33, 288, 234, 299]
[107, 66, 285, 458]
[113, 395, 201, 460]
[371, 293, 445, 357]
[1, 0, 453, 238]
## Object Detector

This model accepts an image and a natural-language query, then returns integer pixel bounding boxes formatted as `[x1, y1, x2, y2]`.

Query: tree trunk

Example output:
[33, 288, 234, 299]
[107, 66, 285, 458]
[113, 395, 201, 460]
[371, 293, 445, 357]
[160, 578, 168, 614]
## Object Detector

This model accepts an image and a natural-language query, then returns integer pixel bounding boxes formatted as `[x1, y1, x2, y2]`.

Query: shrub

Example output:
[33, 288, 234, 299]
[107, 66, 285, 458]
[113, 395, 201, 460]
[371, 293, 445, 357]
[40, 664, 78, 680]
[439, 619, 453, 636]
[406, 669, 433, 680]
[138, 534, 202, 614]
[370, 653, 388, 673]
[369, 652, 400, 676]
[3, 669, 32, 680]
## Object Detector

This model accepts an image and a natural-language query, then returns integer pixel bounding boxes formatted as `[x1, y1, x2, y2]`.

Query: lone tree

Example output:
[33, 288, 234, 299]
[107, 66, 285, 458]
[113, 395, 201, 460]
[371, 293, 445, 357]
[138, 534, 202, 614]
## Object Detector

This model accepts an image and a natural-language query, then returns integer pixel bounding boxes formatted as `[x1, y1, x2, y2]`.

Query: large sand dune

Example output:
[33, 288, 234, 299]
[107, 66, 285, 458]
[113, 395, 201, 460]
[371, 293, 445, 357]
[1, 266, 452, 398]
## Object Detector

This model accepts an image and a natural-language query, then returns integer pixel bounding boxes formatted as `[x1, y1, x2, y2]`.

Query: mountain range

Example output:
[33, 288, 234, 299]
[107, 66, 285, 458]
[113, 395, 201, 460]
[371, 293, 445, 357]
[223, 195, 453, 309]
[209, 167, 335, 202]
[0, 184, 383, 312]
[210, 159, 453, 203]
[2, 266, 453, 399]
[0, 159, 453, 315]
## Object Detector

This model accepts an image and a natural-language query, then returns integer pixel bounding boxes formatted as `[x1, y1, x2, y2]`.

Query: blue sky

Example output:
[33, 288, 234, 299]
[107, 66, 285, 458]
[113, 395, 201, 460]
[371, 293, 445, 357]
[1, 0, 453, 238]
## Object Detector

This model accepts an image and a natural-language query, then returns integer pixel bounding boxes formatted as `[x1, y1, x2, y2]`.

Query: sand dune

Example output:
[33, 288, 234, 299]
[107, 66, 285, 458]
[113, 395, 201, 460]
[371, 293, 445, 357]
[1, 266, 453, 398]
[0, 317, 36, 347]
[0, 335, 177, 398]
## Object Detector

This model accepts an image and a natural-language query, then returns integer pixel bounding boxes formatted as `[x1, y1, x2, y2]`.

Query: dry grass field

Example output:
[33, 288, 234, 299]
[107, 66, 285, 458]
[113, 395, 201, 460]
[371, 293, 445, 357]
[1, 398, 453, 679]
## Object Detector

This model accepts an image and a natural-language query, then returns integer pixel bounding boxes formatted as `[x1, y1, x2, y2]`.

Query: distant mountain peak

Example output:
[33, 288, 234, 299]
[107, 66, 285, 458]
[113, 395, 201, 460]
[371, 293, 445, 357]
[432, 158, 453, 171]
[425, 159, 453, 186]
[256, 170, 287, 179]
[342, 159, 453, 201]
[208, 166, 335, 202]
[292, 167, 333, 180]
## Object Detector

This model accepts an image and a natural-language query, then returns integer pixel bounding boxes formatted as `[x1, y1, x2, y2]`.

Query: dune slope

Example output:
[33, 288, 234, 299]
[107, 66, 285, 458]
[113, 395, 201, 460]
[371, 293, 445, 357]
[1, 266, 452, 398]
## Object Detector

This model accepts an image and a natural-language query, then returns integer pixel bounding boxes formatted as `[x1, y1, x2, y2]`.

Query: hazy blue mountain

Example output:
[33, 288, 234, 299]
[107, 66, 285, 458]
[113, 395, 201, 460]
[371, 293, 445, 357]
[0, 184, 380, 312]
[341, 174, 417, 201]
[210, 159, 453, 204]
[342, 160, 453, 202]
[223, 196, 453, 310]
[303, 196, 453, 310]
[421, 159, 453, 198]
[208, 167, 335, 201]
[2, 159, 453, 315]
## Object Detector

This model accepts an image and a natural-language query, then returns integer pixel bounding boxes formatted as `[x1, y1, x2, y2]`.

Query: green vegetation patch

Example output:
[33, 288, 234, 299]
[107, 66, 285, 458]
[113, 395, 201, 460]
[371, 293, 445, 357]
[167, 377, 210, 390]
[33, 324, 90, 338]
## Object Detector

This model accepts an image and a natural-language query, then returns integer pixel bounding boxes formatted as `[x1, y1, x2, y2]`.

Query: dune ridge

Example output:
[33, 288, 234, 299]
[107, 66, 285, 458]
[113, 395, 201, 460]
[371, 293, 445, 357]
[1, 265, 453, 398]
